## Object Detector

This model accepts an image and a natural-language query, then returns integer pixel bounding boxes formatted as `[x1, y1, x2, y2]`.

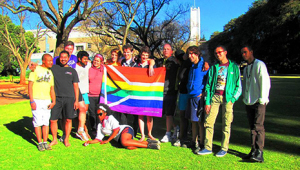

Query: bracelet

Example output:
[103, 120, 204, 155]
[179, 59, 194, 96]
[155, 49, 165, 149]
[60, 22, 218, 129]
[30, 101, 35, 104]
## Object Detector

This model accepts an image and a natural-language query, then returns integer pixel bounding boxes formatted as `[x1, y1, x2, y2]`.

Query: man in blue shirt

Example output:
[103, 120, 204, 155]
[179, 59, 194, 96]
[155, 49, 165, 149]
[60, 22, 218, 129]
[53, 41, 77, 68]
[185, 46, 208, 152]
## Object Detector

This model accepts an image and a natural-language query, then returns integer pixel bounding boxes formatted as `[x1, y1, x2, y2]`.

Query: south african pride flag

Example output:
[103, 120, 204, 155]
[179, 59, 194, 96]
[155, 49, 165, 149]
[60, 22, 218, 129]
[100, 65, 166, 117]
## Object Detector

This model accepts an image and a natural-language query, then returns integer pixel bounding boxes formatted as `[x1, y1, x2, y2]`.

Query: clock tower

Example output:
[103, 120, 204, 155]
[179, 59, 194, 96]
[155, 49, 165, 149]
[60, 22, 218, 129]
[190, 7, 200, 45]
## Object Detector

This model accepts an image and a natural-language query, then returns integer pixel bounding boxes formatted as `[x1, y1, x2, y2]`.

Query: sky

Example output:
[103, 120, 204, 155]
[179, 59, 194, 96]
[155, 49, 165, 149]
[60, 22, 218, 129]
[177, 0, 256, 40]
[13, 0, 256, 41]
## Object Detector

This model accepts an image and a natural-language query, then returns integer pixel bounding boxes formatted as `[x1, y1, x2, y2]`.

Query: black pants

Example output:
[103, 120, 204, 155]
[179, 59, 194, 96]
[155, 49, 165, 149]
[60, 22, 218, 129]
[88, 96, 100, 131]
[245, 103, 266, 151]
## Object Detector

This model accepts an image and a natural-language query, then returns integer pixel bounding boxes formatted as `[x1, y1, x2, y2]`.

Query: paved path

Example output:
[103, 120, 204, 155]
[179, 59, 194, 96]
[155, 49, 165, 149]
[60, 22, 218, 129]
[0, 81, 28, 105]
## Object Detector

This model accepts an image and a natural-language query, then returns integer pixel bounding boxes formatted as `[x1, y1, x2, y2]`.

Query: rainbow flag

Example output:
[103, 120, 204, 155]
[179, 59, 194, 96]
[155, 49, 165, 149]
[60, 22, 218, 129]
[100, 65, 166, 117]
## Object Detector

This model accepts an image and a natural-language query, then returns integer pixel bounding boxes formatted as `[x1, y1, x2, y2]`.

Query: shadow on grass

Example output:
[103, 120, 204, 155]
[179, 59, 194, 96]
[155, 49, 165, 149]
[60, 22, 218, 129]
[0, 89, 29, 99]
[4, 116, 66, 146]
[4, 116, 39, 146]
[110, 140, 123, 149]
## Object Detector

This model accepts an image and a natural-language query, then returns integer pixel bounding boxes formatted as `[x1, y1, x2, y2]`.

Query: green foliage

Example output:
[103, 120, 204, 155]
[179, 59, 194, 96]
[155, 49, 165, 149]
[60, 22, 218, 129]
[207, 0, 300, 73]
[210, 31, 221, 40]
[0, 77, 299, 169]
[0, 15, 38, 74]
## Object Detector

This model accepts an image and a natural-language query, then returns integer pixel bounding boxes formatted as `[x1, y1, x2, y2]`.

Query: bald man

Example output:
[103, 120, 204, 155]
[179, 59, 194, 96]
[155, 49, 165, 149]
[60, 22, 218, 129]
[160, 44, 180, 143]
[28, 54, 56, 151]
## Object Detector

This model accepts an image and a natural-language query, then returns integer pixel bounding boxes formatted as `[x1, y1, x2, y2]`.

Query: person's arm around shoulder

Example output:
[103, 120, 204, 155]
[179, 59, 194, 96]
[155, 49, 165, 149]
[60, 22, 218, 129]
[202, 62, 210, 72]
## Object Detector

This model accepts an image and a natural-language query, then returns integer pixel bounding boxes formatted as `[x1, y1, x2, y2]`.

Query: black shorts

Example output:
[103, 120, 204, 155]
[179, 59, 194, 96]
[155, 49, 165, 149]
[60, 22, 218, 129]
[50, 97, 77, 120]
[162, 94, 177, 116]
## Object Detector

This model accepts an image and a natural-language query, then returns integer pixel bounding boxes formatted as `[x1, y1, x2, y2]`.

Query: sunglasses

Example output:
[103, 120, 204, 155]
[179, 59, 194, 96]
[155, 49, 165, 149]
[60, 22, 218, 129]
[214, 51, 224, 55]
[97, 112, 104, 116]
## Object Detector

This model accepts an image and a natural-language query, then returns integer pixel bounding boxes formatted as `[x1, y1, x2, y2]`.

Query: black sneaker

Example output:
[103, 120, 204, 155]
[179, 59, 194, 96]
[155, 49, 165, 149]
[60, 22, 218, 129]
[251, 149, 264, 163]
[194, 147, 201, 154]
[146, 138, 160, 144]
[189, 141, 198, 149]
[147, 143, 160, 150]
[38, 143, 45, 151]
[181, 140, 190, 148]
[59, 134, 65, 143]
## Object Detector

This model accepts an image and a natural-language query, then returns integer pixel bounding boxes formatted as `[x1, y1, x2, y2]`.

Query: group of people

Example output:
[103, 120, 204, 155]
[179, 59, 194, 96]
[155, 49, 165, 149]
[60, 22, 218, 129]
[28, 41, 270, 162]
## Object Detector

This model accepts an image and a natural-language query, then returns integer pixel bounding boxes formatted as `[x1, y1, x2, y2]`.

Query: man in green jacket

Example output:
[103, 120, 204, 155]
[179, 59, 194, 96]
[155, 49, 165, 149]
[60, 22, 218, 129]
[197, 45, 241, 157]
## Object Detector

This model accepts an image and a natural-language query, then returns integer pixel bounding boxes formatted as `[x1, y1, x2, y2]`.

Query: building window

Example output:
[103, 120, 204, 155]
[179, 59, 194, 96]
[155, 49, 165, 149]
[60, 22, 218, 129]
[88, 43, 92, 48]
[76, 46, 84, 51]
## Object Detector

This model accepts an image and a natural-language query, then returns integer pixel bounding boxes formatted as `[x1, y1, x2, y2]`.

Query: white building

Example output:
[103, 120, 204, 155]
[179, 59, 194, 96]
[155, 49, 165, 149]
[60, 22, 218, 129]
[190, 7, 201, 45]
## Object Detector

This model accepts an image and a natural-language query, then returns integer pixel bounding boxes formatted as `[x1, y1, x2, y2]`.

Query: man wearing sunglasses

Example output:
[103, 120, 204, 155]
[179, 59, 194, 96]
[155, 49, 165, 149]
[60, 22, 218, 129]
[198, 45, 241, 157]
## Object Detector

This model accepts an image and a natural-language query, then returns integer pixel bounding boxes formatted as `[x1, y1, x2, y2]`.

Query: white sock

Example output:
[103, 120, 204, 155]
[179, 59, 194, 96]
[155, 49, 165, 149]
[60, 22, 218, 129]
[78, 127, 84, 133]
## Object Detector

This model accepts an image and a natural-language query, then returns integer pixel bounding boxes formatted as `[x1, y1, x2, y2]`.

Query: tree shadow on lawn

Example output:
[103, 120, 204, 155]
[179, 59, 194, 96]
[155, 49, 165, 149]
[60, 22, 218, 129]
[229, 83, 300, 156]
[219, 113, 300, 157]
[4, 116, 41, 146]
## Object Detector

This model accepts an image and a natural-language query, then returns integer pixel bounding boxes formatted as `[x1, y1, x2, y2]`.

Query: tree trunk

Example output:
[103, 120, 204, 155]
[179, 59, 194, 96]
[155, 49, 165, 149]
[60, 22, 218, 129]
[19, 64, 27, 85]
[54, 35, 66, 57]
[54, 29, 73, 57]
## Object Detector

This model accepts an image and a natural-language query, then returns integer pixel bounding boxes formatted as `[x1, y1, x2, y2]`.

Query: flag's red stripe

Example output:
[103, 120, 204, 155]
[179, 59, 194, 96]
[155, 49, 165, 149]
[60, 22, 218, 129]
[106, 66, 166, 83]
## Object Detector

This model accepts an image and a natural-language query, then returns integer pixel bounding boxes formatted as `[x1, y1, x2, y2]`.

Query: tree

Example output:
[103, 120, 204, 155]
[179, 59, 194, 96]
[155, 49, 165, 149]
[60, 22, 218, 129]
[82, 0, 144, 52]
[210, 31, 221, 40]
[85, 0, 189, 56]
[200, 35, 206, 41]
[0, 0, 116, 56]
[207, 0, 300, 73]
[0, 13, 41, 84]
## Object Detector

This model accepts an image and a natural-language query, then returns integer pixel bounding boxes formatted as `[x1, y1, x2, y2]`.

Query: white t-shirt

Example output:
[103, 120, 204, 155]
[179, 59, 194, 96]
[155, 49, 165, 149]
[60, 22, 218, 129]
[96, 115, 131, 141]
[75, 62, 91, 94]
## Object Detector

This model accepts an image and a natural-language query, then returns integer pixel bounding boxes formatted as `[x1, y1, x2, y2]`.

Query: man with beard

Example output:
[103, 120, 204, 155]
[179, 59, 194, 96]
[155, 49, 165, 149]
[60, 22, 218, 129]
[49, 51, 79, 147]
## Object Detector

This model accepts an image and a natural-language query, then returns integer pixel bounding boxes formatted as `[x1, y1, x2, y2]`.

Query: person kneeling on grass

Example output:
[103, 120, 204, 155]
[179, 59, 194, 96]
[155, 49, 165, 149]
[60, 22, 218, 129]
[83, 104, 160, 150]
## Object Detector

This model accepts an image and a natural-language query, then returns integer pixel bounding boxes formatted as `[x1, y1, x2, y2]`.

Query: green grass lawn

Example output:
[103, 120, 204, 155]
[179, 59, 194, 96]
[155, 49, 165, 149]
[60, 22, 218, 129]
[0, 77, 299, 169]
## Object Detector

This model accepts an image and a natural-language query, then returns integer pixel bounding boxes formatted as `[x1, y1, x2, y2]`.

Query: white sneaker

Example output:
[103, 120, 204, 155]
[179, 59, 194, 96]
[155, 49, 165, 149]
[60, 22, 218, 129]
[160, 134, 171, 143]
[76, 131, 89, 141]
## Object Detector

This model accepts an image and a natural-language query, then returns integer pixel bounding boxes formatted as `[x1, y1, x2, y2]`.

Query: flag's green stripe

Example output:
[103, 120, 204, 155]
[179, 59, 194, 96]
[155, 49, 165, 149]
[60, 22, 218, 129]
[106, 85, 163, 97]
